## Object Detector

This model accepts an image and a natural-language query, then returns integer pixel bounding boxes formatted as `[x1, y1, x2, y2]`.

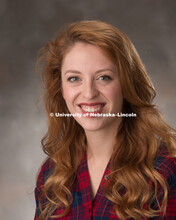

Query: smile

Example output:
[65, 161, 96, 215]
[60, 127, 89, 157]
[79, 103, 105, 114]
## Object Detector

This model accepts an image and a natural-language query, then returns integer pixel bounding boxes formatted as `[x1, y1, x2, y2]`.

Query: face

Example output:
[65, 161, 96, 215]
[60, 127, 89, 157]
[61, 42, 123, 132]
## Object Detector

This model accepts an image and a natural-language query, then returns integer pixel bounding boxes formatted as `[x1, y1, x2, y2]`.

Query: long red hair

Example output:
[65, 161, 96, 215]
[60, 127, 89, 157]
[37, 20, 176, 219]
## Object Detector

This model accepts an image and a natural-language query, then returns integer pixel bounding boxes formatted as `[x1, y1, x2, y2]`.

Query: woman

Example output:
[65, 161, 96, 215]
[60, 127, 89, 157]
[34, 20, 176, 219]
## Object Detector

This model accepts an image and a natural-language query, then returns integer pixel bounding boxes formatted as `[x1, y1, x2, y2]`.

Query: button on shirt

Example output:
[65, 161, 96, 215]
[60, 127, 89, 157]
[34, 148, 176, 219]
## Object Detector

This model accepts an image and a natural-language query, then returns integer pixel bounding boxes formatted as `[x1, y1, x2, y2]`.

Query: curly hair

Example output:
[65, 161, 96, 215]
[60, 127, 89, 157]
[37, 20, 176, 219]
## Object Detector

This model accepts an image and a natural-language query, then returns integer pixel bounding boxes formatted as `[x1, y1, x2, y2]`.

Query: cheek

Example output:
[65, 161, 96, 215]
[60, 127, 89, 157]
[103, 84, 123, 102]
[62, 84, 78, 104]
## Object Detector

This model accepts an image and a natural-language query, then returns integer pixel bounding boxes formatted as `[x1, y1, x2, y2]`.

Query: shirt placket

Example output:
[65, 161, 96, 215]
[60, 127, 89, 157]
[77, 152, 112, 220]
[91, 160, 111, 219]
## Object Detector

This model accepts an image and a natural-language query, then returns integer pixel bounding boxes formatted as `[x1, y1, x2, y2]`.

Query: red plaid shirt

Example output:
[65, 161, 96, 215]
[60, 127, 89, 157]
[34, 147, 176, 219]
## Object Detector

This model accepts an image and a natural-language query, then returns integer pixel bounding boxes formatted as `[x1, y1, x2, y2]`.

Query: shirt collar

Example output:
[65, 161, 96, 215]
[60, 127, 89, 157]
[76, 151, 111, 206]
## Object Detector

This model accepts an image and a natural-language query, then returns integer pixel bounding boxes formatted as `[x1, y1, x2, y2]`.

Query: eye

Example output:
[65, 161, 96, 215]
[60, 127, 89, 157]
[67, 76, 80, 82]
[98, 75, 112, 81]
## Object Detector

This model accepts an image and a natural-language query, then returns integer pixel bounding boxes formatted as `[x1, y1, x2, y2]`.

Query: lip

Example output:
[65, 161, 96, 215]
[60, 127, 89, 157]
[78, 102, 106, 106]
[78, 102, 106, 117]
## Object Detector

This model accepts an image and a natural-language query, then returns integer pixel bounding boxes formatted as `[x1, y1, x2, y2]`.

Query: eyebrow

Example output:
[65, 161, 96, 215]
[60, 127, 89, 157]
[96, 68, 115, 74]
[64, 68, 115, 75]
[64, 70, 81, 75]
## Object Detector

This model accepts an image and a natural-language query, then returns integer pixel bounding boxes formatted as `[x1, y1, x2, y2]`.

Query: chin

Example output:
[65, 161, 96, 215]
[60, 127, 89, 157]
[77, 118, 112, 132]
[82, 126, 104, 132]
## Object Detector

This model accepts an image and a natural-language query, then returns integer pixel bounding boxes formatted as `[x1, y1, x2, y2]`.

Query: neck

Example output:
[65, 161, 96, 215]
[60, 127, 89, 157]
[85, 123, 119, 161]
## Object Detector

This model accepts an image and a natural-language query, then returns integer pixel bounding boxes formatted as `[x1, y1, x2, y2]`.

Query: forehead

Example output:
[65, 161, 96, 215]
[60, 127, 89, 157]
[61, 42, 117, 72]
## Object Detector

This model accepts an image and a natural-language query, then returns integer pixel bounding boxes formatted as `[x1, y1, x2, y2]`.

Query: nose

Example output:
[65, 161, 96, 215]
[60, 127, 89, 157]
[82, 80, 99, 99]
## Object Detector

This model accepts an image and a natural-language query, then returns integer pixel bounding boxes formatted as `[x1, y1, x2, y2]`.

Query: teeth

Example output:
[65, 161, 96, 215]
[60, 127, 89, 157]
[81, 105, 102, 112]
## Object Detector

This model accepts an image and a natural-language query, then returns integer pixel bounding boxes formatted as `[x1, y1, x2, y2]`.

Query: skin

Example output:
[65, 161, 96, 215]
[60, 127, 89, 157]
[61, 42, 123, 199]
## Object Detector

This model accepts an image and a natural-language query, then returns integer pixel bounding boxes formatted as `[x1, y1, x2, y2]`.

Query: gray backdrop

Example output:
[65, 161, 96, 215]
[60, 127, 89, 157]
[0, 0, 176, 219]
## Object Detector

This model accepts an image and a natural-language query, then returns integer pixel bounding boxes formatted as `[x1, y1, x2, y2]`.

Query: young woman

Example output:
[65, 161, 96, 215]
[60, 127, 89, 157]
[34, 20, 176, 219]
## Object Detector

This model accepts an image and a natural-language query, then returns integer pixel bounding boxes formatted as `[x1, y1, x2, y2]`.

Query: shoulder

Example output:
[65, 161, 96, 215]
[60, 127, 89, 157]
[150, 143, 176, 216]
[154, 143, 176, 190]
[34, 158, 55, 218]
[36, 157, 55, 189]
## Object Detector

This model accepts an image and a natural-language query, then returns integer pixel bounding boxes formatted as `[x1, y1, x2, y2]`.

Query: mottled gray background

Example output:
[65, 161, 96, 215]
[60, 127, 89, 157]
[0, 0, 176, 219]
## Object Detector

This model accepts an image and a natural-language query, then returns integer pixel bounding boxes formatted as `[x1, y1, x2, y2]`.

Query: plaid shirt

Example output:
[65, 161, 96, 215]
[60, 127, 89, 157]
[34, 147, 176, 219]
